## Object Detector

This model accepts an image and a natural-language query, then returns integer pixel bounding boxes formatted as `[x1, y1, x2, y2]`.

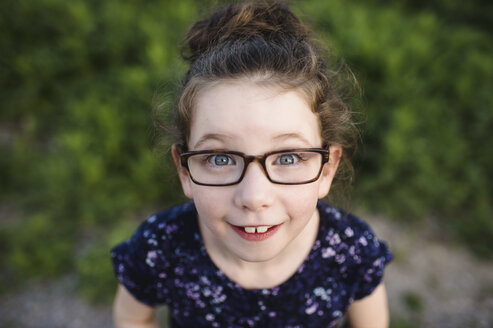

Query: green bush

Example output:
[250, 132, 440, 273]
[1, 0, 194, 296]
[303, 0, 493, 257]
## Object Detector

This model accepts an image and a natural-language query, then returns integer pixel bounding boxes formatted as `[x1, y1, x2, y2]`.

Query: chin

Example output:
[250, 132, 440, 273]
[234, 247, 282, 263]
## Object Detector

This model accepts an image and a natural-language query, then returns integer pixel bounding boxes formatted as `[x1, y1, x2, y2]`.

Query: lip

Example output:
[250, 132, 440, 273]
[230, 223, 282, 242]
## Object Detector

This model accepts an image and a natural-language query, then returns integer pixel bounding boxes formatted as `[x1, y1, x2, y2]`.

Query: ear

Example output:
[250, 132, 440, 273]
[171, 144, 193, 199]
[318, 145, 342, 199]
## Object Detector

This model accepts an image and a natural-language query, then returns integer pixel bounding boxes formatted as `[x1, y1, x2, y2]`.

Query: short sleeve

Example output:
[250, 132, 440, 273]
[349, 216, 393, 300]
[110, 215, 163, 306]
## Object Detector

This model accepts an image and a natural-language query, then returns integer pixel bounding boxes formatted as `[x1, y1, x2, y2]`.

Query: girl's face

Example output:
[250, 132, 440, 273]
[173, 80, 341, 267]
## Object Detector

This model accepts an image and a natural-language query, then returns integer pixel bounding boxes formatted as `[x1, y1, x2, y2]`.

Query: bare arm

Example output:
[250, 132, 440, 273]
[113, 284, 161, 328]
[346, 283, 389, 328]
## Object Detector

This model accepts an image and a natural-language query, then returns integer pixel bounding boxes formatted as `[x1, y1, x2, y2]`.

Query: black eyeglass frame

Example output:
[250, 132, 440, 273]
[179, 148, 330, 186]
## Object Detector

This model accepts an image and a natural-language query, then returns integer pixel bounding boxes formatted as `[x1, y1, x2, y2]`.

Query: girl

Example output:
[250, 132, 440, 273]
[111, 2, 392, 327]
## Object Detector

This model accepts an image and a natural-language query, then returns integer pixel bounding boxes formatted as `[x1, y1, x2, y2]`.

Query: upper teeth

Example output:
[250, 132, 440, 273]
[244, 226, 272, 234]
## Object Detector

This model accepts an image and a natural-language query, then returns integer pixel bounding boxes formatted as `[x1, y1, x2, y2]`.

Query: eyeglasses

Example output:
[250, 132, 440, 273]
[179, 148, 329, 186]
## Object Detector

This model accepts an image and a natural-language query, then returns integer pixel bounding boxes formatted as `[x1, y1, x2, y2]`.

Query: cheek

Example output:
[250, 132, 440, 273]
[190, 186, 231, 218]
[282, 185, 320, 217]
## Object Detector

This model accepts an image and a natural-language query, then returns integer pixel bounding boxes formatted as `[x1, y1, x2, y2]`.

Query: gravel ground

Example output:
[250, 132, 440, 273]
[0, 276, 113, 328]
[1, 216, 492, 328]
[369, 215, 493, 328]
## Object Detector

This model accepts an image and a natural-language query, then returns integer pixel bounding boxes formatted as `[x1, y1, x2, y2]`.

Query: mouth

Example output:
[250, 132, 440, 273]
[230, 224, 281, 241]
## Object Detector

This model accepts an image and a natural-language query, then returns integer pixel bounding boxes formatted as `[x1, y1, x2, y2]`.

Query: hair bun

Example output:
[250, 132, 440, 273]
[183, 2, 310, 63]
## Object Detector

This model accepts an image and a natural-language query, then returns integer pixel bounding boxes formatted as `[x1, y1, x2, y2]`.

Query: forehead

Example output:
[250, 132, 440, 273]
[188, 80, 322, 151]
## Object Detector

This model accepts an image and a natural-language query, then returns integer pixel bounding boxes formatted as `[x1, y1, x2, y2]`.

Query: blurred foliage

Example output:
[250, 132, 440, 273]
[390, 317, 415, 328]
[402, 290, 425, 314]
[1, 0, 492, 303]
[0, 0, 198, 299]
[301, 0, 493, 257]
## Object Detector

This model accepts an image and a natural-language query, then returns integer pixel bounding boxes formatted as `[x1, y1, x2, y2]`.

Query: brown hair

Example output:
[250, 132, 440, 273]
[159, 1, 359, 201]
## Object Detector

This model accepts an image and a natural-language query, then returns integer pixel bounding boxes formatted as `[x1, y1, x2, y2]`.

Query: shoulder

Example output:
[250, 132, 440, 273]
[317, 202, 378, 246]
[133, 201, 196, 242]
[139, 201, 196, 232]
[113, 201, 198, 259]
[110, 201, 198, 306]
[317, 200, 381, 249]
[317, 201, 392, 299]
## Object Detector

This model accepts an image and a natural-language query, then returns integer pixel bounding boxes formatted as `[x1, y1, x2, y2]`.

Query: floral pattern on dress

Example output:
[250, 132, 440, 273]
[111, 201, 392, 328]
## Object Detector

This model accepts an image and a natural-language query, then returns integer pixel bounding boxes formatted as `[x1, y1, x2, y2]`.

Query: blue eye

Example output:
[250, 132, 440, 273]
[277, 154, 299, 165]
[209, 154, 235, 166]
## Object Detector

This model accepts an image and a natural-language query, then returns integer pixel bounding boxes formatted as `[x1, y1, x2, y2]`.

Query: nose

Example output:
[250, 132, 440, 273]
[233, 160, 274, 211]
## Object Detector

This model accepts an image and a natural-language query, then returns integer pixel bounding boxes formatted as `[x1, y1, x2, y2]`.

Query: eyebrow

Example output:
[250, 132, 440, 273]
[272, 133, 313, 146]
[192, 133, 233, 150]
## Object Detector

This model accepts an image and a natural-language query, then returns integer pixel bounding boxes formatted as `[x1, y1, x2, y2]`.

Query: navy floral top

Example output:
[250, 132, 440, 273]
[111, 201, 392, 328]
